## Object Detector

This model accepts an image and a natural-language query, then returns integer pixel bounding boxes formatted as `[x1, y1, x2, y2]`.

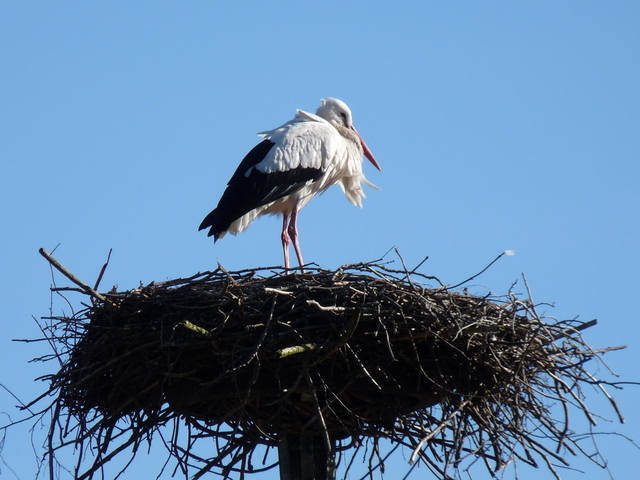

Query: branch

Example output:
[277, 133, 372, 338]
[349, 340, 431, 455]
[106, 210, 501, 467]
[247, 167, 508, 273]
[39, 248, 108, 304]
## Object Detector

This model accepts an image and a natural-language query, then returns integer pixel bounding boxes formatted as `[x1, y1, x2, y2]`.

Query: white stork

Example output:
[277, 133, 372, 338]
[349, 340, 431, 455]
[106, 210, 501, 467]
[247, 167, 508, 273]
[199, 98, 381, 271]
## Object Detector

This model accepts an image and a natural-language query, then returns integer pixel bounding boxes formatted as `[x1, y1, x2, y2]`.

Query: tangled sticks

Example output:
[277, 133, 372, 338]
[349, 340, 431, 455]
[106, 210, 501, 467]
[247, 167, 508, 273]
[35, 251, 625, 479]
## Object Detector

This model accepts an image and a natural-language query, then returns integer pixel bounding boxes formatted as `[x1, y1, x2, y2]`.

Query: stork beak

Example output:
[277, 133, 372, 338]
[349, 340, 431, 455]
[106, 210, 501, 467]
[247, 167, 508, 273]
[351, 126, 381, 171]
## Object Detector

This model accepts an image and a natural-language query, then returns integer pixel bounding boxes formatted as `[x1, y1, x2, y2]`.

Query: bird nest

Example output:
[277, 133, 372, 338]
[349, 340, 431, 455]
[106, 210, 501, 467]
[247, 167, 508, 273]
[31, 252, 625, 480]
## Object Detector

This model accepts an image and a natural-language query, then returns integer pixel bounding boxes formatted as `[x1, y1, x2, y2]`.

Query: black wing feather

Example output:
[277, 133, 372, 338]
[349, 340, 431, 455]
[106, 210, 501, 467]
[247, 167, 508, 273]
[199, 139, 323, 239]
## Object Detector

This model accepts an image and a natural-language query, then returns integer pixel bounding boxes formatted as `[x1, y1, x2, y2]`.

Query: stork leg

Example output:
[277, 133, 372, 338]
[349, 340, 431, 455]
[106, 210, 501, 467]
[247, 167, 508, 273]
[281, 213, 291, 272]
[288, 209, 305, 273]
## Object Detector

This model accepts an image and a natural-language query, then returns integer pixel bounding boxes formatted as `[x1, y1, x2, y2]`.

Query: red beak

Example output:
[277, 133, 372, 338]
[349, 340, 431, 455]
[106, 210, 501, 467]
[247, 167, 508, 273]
[351, 126, 381, 171]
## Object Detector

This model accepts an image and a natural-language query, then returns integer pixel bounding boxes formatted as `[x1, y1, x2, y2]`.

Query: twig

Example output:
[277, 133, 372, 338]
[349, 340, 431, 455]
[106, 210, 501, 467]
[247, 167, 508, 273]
[176, 321, 211, 337]
[394, 247, 415, 290]
[449, 251, 510, 290]
[93, 249, 112, 292]
[304, 370, 333, 455]
[275, 344, 316, 358]
[39, 248, 108, 304]
[409, 399, 472, 464]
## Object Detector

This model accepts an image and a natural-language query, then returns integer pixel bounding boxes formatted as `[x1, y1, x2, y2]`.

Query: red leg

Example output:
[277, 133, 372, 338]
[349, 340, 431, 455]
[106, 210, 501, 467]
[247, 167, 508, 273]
[288, 209, 305, 273]
[281, 213, 290, 272]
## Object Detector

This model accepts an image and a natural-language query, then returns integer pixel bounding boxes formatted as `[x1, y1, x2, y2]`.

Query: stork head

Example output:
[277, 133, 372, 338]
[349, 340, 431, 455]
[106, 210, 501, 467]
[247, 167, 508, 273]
[316, 98, 381, 171]
[316, 97, 354, 128]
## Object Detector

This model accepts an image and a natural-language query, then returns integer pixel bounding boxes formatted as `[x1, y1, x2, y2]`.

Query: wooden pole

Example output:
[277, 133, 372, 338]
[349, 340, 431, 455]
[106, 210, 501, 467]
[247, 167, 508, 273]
[278, 434, 336, 480]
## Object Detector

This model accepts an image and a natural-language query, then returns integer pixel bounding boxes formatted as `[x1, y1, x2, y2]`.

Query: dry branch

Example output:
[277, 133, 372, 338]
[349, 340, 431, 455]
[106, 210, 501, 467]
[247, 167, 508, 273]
[28, 254, 627, 480]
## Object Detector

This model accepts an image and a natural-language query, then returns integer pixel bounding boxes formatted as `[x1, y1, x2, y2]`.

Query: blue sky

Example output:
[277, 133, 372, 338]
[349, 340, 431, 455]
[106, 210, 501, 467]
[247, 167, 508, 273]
[1, 2, 639, 479]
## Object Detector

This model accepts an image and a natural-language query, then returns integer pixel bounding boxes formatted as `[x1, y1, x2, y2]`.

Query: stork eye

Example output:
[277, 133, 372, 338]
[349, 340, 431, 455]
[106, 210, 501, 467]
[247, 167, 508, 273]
[340, 112, 348, 125]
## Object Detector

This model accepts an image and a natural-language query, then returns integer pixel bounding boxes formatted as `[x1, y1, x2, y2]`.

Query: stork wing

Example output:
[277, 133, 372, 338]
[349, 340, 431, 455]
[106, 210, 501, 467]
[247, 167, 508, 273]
[199, 114, 337, 238]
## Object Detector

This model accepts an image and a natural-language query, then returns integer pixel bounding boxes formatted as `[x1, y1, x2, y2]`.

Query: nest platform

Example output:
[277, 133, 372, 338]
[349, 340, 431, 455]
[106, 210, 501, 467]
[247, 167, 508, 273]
[33, 253, 624, 480]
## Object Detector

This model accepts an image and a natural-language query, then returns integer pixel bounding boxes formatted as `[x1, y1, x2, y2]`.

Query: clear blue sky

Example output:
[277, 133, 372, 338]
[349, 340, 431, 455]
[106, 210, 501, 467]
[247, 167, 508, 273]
[1, 2, 639, 479]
